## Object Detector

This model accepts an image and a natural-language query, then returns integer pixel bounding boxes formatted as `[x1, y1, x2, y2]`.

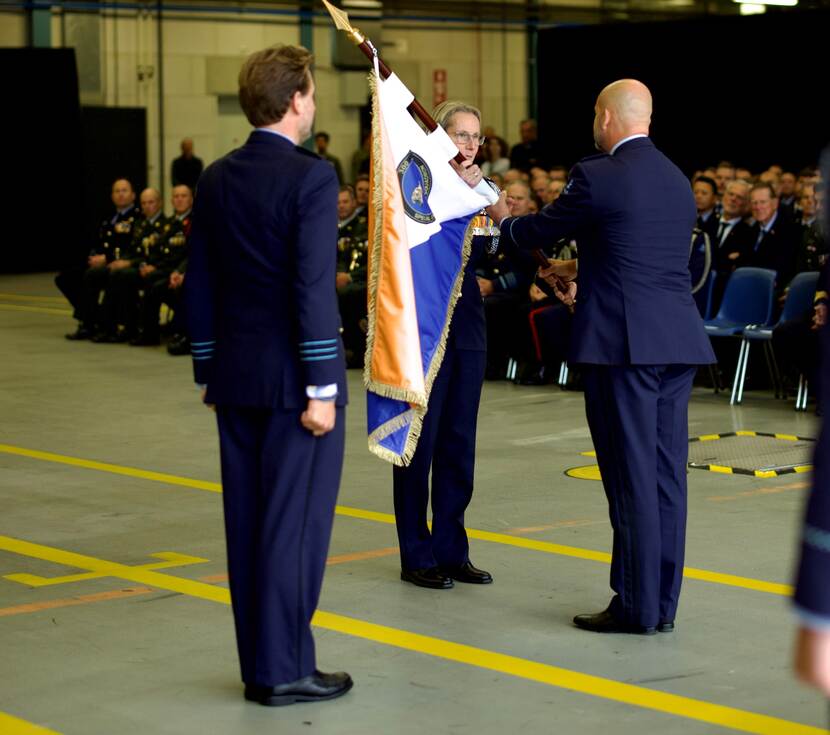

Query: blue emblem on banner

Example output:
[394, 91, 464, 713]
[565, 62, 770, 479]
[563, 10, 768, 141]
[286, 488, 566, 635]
[397, 151, 435, 224]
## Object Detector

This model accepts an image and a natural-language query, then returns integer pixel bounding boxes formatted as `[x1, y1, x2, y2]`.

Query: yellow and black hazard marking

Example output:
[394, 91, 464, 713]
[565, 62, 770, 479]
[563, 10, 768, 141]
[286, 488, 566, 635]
[689, 430, 815, 443]
[564, 431, 816, 481]
[688, 429, 815, 478]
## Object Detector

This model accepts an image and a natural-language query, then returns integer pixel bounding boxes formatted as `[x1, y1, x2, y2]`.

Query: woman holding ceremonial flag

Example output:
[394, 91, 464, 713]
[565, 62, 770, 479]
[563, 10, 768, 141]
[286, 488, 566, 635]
[392, 100, 496, 590]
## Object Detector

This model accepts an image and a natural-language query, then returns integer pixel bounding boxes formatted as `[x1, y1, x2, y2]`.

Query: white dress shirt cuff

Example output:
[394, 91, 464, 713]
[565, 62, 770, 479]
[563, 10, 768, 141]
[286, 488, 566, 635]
[306, 383, 338, 401]
[795, 605, 830, 631]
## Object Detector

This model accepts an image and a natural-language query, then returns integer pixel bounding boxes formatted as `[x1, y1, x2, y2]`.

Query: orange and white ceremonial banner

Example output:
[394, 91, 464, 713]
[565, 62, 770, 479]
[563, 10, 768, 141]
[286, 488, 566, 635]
[365, 65, 498, 465]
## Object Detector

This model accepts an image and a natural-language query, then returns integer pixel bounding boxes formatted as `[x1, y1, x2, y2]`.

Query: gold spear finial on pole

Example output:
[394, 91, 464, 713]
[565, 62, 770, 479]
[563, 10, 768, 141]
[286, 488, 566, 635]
[321, 0, 365, 45]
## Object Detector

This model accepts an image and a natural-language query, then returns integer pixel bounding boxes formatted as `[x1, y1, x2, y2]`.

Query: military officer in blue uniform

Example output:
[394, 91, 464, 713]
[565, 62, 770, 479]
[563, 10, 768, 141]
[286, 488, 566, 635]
[392, 101, 495, 590]
[185, 45, 351, 706]
[489, 79, 715, 634]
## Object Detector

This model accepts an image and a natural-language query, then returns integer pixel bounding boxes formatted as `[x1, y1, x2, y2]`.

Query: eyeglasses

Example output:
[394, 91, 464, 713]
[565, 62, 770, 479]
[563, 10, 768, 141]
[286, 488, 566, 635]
[450, 131, 485, 147]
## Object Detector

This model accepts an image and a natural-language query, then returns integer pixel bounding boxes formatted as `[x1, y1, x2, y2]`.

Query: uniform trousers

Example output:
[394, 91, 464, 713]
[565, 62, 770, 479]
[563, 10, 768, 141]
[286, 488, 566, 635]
[216, 405, 345, 686]
[582, 363, 696, 629]
[392, 342, 485, 571]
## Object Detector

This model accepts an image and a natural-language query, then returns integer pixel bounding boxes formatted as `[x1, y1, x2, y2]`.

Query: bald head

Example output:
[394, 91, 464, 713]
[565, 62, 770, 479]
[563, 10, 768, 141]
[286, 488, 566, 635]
[593, 79, 652, 153]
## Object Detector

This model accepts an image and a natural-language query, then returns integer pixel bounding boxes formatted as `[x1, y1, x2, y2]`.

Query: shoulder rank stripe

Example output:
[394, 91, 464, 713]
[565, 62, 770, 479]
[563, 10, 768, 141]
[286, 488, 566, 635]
[191, 347, 215, 355]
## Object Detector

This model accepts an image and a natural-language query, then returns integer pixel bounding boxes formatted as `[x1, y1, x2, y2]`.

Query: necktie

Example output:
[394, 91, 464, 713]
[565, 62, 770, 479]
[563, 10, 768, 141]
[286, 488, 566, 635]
[717, 220, 728, 244]
[754, 226, 765, 251]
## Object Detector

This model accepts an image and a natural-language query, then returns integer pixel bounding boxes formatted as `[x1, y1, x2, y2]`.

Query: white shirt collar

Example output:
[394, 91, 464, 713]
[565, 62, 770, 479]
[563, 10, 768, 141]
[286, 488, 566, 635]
[256, 127, 296, 146]
[760, 211, 778, 232]
[610, 134, 648, 156]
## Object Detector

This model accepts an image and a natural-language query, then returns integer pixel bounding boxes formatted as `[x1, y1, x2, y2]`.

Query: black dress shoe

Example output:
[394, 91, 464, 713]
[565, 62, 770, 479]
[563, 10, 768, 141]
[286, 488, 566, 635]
[438, 561, 493, 584]
[573, 608, 657, 635]
[400, 567, 454, 589]
[244, 670, 353, 706]
[65, 325, 91, 341]
[657, 621, 674, 633]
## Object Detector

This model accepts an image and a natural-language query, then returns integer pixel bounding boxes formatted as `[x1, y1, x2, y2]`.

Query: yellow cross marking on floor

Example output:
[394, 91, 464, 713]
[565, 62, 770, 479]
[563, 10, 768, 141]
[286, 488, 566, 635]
[3, 551, 209, 587]
[0, 443, 793, 597]
[0, 533, 824, 735]
[0, 711, 61, 734]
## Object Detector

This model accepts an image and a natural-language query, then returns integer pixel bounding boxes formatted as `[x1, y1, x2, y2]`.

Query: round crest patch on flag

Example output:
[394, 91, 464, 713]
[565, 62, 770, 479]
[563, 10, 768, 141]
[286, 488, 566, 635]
[397, 151, 435, 224]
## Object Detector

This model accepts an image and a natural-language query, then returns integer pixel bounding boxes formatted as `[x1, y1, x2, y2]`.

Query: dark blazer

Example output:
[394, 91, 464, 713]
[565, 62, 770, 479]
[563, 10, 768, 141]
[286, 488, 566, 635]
[747, 210, 802, 289]
[450, 235, 490, 351]
[499, 137, 714, 366]
[185, 130, 347, 407]
[713, 218, 755, 273]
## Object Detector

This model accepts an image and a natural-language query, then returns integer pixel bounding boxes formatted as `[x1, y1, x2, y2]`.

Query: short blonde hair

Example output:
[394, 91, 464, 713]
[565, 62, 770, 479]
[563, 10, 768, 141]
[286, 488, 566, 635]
[431, 100, 481, 131]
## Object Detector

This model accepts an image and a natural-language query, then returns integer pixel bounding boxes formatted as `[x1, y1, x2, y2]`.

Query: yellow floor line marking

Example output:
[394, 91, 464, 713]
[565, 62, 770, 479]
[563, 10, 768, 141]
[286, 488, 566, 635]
[0, 587, 154, 617]
[0, 443, 793, 597]
[0, 534, 822, 735]
[0, 712, 62, 734]
[0, 293, 68, 303]
[4, 551, 209, 587]
[0, 304, 73, 316]
[504, 520, 605, 534]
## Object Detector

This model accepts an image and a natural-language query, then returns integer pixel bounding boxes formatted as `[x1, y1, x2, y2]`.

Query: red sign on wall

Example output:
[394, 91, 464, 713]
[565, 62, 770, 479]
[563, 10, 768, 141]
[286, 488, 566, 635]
[433, 69, 447, 107]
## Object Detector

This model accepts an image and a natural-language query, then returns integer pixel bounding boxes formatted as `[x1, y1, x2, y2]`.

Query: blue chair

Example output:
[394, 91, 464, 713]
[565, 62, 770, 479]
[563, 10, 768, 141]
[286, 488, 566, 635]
[693, 270, 718, 320]
[703, 267, 777, 404]
[741, 271, 820, 409]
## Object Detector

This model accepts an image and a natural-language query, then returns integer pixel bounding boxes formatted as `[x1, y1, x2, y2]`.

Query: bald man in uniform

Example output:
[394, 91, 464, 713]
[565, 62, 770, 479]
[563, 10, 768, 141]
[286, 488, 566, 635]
[489, 80, 714, 635]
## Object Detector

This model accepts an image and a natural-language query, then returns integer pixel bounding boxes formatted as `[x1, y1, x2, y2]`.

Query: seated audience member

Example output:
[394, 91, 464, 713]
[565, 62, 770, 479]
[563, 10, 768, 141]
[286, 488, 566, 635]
[354, 174, 370, 216]
[481, 136, 510, 177]
[747, 181, 802, 293]
[714, 161, 736, 197]
[760, 169, 782, 195]
[693, 175, 720, 241]
[315, 131, 344, 184]
[477, 181, 537, 379]
[531, 175, 551, 207]
[548, 165, 568, 183]
[131, 185, 194, 351]
[543, 179, 565, 206]
[714, 180, 753, 262]
[509, 118, 545, 172]
[735, 167, 753, 182]
[94, 188, 170, 342]
[779, 171, 798, 214]
[63, 178, 141, 340]
[336, 185, 369, 368]
[795, 186, 827, 274]
[502, 168, 526, 187]
[489, 172, 505, 190]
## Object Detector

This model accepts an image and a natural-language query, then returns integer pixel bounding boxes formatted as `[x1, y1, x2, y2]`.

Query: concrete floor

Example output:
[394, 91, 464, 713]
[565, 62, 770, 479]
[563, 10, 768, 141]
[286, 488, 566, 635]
[0, 272, 826, 735]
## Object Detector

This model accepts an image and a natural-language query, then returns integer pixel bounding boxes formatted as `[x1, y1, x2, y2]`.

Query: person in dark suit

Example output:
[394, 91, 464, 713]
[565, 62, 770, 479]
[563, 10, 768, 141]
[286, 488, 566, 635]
[392, 100, 494, 590]
[185, 45, 352, 706]
[693, 175, 719, 242]
[793, 265, 829, 694]
[488, 79, 715, 634]
[171, 138, 203, 192]
[747, 181, 802, 292]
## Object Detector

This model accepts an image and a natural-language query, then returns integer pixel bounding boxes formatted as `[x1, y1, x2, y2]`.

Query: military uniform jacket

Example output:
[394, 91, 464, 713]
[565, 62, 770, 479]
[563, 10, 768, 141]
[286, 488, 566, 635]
[92, 205, 141, 262]
[152, 214, 192, 273]
[185, 130, 347, 408]
[128, 214, 172, 266]
[499, 137, 715, 366]
[336, 212, 369, 284]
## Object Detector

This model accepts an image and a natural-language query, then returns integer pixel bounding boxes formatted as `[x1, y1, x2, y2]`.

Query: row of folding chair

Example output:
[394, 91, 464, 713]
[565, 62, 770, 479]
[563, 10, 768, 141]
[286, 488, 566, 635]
[703, 268, 819, 409]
